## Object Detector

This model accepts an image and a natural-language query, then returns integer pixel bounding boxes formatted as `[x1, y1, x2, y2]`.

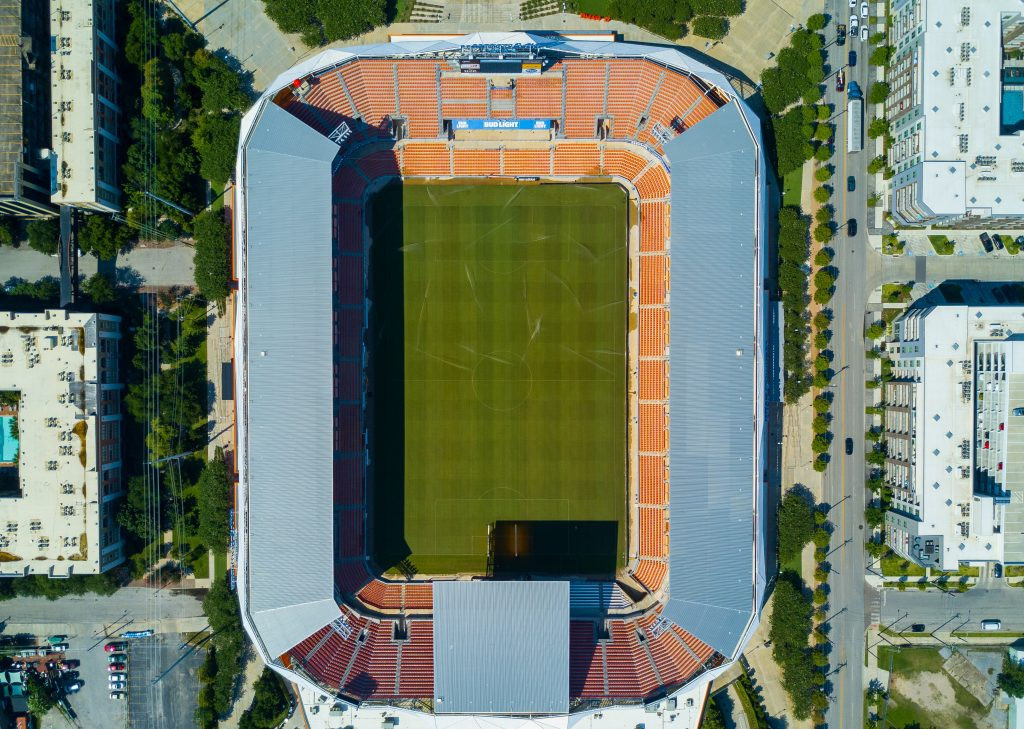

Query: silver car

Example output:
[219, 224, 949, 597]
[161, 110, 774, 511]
[1012, 407, 1024, 416]
[861, 1, 869, 17]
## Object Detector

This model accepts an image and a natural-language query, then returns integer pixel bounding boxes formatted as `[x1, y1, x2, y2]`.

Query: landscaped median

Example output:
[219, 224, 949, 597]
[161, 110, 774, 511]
[927, 234, 955, 255]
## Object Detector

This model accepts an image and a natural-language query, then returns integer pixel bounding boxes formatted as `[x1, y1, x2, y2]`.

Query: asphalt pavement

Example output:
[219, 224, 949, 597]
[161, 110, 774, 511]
[880, 583, 1024, 633]
[0, 587, 205, 628]
[0, 244, 195, 289]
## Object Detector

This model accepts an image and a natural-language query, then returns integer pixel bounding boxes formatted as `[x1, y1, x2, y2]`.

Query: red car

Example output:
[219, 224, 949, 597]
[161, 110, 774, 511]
[108, 662, 126, 672]
[836, 70, 846, 92]
[60, 659, 79, 670]
[105, 642, 126, 654]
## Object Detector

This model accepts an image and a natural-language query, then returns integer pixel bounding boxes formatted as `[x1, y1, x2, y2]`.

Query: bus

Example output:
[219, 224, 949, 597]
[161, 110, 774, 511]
[847, 81, 863, 153]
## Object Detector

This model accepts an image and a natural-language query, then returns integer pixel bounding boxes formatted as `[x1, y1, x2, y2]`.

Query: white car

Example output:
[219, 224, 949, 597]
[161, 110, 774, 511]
[108, 680, 126, 690]
[109, 673, 127, 682]
[109, 691, 125, 700]
[849, 0, 856, 6]
[850, 14, 859, 32]
[861, 24, 869, 41]
[861, 1, 869, 17]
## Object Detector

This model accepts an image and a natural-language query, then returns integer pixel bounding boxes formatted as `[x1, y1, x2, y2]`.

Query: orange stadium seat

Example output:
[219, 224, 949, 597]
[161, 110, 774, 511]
[402, 142, 450, 176]
[570, 621, 604, 698]
[357, 150, 400, 180]
[602, 149, 648, 181]
[638, 404, 666, 453]
[682, 94, 722, 129]
[638, 455, 666, 505]
[503, 148, 551, 176]
[648, 71, 702, 135]
[552, 143, 601, 176]
[346, 622, 397, 697]
[638, 506, 666, 558]
[605, 60, 651, 138]
[336, 509, 364, 559]
[515, 75, 562, 120]
[563, 61, 606, 137]
[396, 60, 441, 138]
[639, 202, 667, 253]
[307, 70, 357, 119]
[675, 626, 716, 663]
[403, 583, 433, 610]
[440, 75, 488, 121]
[339, 61, 370, 120]
[332, 166, 367, 201]
[639, 255, 667, 307]
[634, 165, 670, 200]
[357, 579, 403, 611]
[355, 60, 398, 128]
[633, 559, 667, 592]
[638, 360, 666, 404]
[335, 203, 364, 254]
[397, 621, 434, 696]
[333, 455, 363, 506]
[453, 148, 500, 176]
[638, 308, 666, 358]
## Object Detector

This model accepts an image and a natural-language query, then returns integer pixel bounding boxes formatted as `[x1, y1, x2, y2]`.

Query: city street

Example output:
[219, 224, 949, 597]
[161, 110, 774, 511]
[0, 587, 205, 629]
[0, 244, 194, 289]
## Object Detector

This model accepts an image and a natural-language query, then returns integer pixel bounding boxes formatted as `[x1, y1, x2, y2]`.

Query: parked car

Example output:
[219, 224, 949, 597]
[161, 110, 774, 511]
[848, 218, 857, 236]
[110, 691, 126, 700]
[109, 673, 127, 682]
[847, 175, 856, 192]
[60, 660, 79, 670]
[981, 619, 1002, 631]
[910, 623, 926, 632]
[108, 662, 127, 672]
[104, 642, 126, 654]
[1016, 235, 1024, 250]
[849, 50, 857, 67]
[861, 1, 869, 17]
[64, 680, 82, 693]
[16, 649, 35, 658]
[995, 564, 1003, 578]
[46, 635, 67, 645]
[849, 0, 856, 6]
[850, 14, 859, 33]
[994, 234, 1005, 250]
[107, 653, 127, 664]
[837, 23, 847, 45]
[1012, 407, 1024, 416]
[836, 69, 845, 92]
[108, 680, 126, 691]
[861, 25, 869, 41]
[845, 438, 854, 455]
[980, 232, 993, 252]
[49, 643, 68, 653]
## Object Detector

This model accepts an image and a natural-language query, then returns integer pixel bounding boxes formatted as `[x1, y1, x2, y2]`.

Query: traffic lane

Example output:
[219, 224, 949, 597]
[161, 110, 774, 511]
[0, 588, 204, 626]
[881, 585, 1024, 632]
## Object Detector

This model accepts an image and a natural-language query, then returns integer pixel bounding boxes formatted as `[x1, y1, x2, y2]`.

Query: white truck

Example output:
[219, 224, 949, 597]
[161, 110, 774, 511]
[847, 81, 863, 153]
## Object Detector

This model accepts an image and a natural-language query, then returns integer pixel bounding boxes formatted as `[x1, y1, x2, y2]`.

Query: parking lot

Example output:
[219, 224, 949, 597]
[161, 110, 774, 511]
[46, 638, 129, 728]
[126, 635, 203, 729]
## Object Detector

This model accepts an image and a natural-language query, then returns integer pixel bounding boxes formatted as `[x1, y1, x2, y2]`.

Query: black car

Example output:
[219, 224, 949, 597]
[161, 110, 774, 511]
[910, 623, 926, 633]
[995, 564, 1003, 578]
[845, 438, 854, 455]
[847, 175, 856, 192]
[980, 232, 994, 252]
[847, 218, 857, 236]
[994, 234, 1004, 250]
[849, 50, 857, 67]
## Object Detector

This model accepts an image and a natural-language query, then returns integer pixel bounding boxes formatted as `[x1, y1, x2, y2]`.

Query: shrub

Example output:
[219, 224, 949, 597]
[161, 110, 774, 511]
[692, 15, 728, 39]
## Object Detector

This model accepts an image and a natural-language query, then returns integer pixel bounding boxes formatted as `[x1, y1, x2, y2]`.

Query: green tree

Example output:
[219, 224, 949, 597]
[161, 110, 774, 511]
[868, 81, 891, 104]
[814, 166, 832, 183]
[866, 323, 885, 339]
[142, 57, 176, 128]
[815, 205, 833, 224]
[867, 155, 887, 174]
[813, 185, 831, 203]
[193, 112, 241, 186]
[813, 145, 832, 162]
[192, 50, 251, 113]
[192, 210, 232, 302]
[813, 312, 831, 329]
[806, 13, 826, 31]
[692, 16, 728, 38]
[778, 490, 816, 565]
[812, 414, 828, 434]
[699, 696, 727, 729]
[869, 45, 892, 66]
[79, 214, 133, 259]
[997, 655, 1024, 698]
[319, 0, 387, 42]
[814, 248, 833, 266]
[690, 0, 742, 14]
[812, 457, 827, 472]
[26, 218, 59, 255]
[0, 217, 15, 246]
[82, 272, 117, 304]
[864, 505, 886, 529]
[868, 116, 890, 139]
[25, 673, 56, 717]
[813, 124, 832, 143]
[813, 223, 832, 243]
[197, 451, 231, 551]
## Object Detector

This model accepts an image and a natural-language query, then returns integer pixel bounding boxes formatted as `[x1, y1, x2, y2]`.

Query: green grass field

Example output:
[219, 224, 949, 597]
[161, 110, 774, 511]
[369, 182, 627, 575]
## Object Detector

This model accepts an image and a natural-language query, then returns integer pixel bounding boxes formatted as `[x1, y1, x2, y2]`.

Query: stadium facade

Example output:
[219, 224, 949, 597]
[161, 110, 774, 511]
[234, 31, 768, 721]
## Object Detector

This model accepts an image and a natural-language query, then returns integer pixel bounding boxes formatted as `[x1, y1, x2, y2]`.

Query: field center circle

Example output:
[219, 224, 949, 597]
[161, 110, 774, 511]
[471, 351, 532, 412]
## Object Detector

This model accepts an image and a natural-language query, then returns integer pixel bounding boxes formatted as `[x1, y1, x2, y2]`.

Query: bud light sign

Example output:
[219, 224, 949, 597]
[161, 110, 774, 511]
[453, 119, 550, 130]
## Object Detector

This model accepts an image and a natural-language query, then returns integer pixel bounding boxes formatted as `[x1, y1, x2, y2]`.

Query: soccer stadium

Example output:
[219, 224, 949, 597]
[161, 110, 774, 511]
[234, 31, 767, 723]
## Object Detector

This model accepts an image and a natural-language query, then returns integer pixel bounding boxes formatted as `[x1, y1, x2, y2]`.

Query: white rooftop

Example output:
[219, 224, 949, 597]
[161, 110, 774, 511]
[919, 1, 1024, 217]
[0, 310, 115, 575]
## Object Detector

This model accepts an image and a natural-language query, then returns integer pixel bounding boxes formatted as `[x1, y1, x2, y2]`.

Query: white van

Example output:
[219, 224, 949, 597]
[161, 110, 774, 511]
[981, 619, 1002, 631]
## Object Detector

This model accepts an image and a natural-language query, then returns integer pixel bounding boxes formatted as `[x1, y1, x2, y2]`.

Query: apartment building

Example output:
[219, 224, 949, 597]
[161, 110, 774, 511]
[49, 0, 120, 213]
[0, 310, 124, 576]
[887, 0, 1024, 227]
[883, 305, 1024, 570]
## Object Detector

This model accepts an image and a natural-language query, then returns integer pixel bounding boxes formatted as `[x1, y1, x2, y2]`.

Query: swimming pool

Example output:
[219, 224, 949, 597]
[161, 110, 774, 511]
[0, 415, 18, 462]
[1002, 87, 1024, 134]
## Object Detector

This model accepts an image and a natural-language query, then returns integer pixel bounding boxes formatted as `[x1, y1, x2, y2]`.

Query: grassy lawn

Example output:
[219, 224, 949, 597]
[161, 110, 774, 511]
[876, 646, 990, 729]
[1005, 565, 1024, 577]
[928, 234, 955, 255]
[369, 182, 627, 576]
[782, 166, 803, 209]
[780, 549, 802, 578]
[882, 282, 912, 303]
[882, 234, 905, 255]
[1002, 234, 1021, 254]
[210, 181, 225, 212]
[213, 550, 227, 581]
[881, 554, 926, 577]
[877, 645, 944, 674]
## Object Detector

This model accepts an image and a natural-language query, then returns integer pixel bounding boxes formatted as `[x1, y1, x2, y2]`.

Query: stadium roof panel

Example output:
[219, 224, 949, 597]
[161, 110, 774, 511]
[662, 102, 767, 659]
[242, 102, 342, 658]
[433, 581, 569, 715]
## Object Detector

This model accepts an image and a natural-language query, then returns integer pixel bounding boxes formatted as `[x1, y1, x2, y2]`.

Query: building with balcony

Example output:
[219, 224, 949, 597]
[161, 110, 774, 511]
[49, 0, 120, 213]
[883, 304, 1024, 570]
[887, 0, 1024, 227]
[0, 0, 57, 218]
[0, 310, 124, 576]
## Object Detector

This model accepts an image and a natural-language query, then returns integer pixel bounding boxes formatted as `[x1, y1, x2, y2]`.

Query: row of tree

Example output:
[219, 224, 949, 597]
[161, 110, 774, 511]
[600, 0, 743, 42]
[263, 0, 387, 48]
[777, 207, 812, 403]
[196, 578, 247, 727]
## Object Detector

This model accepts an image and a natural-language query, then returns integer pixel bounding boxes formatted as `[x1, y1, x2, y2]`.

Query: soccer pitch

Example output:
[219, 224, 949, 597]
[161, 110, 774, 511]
[369, 182, 627, 576]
